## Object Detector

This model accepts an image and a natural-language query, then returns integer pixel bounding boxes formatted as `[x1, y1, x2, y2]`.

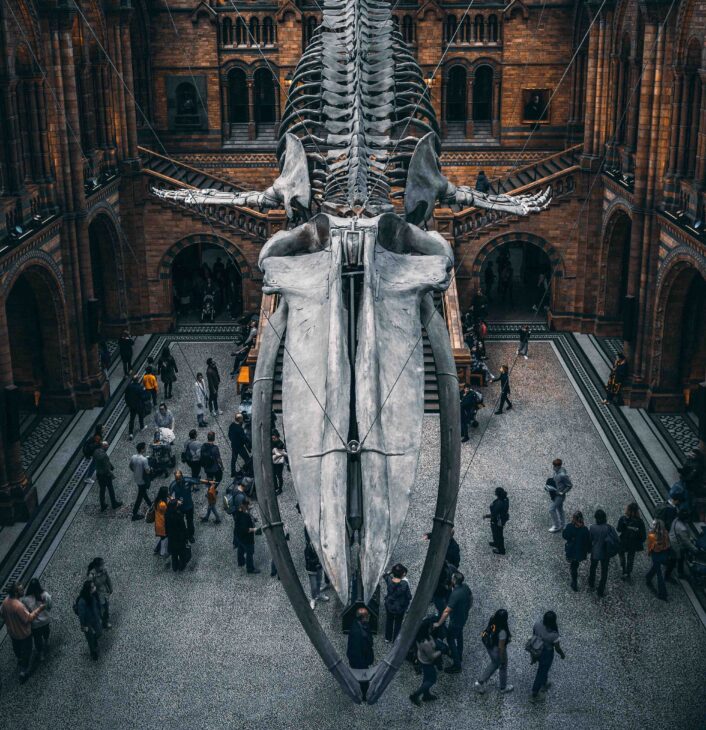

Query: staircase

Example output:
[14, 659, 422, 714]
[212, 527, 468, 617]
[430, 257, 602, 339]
[140, 146, 284, 244]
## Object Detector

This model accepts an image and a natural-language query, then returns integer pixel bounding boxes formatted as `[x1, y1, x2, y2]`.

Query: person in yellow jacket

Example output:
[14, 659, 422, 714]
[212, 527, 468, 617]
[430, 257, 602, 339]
[143, 366, 158, 407]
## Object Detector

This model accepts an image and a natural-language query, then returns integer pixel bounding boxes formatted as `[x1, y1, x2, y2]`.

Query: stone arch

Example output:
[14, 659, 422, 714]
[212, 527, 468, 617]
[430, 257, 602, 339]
[471, 232, 564, 283]
[597, 208, 632, 322]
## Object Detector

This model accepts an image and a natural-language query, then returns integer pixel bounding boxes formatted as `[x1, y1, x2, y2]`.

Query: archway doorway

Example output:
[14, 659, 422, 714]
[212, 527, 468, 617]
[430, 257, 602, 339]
[658, 267, 706, 410]
[89, 216, 124, 335]
[601, 212, 631, 324]
[446, 65, 467, 123]
[228, 68, 248, 133]
[473, 65, 493, 122]
[253, 68, 276, 136]
[171, 242, 243, 324]
[5, 268, 67, 412]
[479, 239, 554, 321]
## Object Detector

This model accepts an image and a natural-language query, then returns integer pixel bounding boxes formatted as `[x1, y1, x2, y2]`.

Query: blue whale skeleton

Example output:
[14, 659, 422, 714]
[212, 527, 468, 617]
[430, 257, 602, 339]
[154, 0, 549, 703]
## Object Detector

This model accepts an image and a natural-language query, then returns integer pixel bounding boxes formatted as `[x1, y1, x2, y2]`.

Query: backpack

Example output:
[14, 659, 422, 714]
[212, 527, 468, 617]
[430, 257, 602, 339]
[82, 438, 96, 459]
[524, 634, 544, 661]
[654, 502, 677, 530]
[605, 528, 620, 559]
[200, 445, 215, 471]
[481, 623, 498, 649]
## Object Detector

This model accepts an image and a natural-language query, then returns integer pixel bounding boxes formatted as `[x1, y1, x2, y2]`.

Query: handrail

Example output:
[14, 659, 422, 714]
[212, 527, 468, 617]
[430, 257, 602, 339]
[487, 143, 582, 189]
[138, 145, 247, 192]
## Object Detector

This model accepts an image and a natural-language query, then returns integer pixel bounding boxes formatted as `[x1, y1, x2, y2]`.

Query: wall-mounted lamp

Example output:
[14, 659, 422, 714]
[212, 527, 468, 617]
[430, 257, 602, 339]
[425, 73, 435, 88]
[285, 71, 294, 88]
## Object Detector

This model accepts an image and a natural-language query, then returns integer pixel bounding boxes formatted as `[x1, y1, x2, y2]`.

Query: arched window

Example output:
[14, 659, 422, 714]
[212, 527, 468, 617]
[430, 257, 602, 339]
[228, 68, 248, 125]
[473, 65, 493, 122]
[235, 18, 247, 46]
[474, 14, 484, 42]
[683, 40, 703, 178]
[487, 15, 498, 42]
[446, 15, 457, 44]
[250, 17, 260, 46]
[462, 15, 471, 43]
[254, 68, 276, 126]
[304, 16, 318, 48]
[402, 15, 414, 44]
[175, 81, 201, 130]
[615, 34, 631, 144]
[222, 17, 233, 46]
[446, 65, 467, 122]
[262, 17, 275, 45]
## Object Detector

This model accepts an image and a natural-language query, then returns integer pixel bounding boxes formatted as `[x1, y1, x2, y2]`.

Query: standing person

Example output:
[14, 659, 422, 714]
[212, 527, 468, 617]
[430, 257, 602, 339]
[485, 487, 510, 555]
[21, 578, 52, 662]
[157, 346, 178, 399]
[165, 499, 190, 572]
[200, 431, 224, 484]
[409, 620, 445, 705]
[383, 563, 412, 643]
[474, 609, 514, 695]
[194, 372, 209, 428]
[562, 511, 591, 591]
[142, 366, 159, 407]
[206, 358, 222, 416]
[154, 402, 175, 430]
[602, 353, 628, 406]
[546, 458, 572, 533]
[75, 580, 102, 660]
[491, 366, 512, 414]
[666, 508, 696, 581]
[588, 509, 620, 598]
[129, 442, 152, 521]
[235, 498, 261, 573]
[517, 325, 530, 359]
[460, 385, 482, 443]
[125, 375, 146, 441]
[616, 502, 646, 582]
[347, 606, 374, 672]
[228, 481, 250, 549]
[169, 470, 198, 543]
[1, 583, 45, 682]
[183, 429, 203, 479]
[87, 558, 113, 630]
[434, 571, 473, 674]
[645, 519, 671, 601]
[118, 331, 135, 376]
[201, 480, 221, 524]
[228, 413, 251, 477]
[272, 433, 288, 495]
[92, 441, 123, 512]
[153, 486, 169, 556]
[529, 611, 566, 704]
[305, 531, 330, 610]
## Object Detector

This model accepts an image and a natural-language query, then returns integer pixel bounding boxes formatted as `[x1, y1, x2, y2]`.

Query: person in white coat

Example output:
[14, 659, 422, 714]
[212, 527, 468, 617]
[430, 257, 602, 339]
[194, 373, 208, 427]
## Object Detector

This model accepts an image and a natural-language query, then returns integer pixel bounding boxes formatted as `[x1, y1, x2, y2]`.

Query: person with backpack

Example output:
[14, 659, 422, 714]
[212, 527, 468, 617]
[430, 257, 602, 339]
[474, 609, 513, 694]
[200, 431, 224, 484]
[201, 480, 221, 524]
[383, 563, 412, 642]
[546, 458, 572, 533]
[182, 429, 203, 479]
[666, 508, 696, 581]
[305, 529, 330, 610]
[616, 502, 646, 581]
[87, 557, 113, 629]
[588, 509, 620, 597]
[409, 619, 447, 705]
[645, 519, 671, 601]
[562, 510, 591, 592]
[129, 442, 152, 522]
[528, 611, 565, 703]
[75, 580, 102, 660]
[485, 487, 510, 555]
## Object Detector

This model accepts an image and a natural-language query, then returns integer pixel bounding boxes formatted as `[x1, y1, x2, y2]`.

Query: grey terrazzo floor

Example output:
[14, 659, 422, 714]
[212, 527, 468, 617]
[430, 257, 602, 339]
[1, 340, 705, 730]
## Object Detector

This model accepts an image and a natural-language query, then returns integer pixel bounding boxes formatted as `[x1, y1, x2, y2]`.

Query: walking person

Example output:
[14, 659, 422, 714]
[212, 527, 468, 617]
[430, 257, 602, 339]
[562, 510, 591, 591]
[235, 498, 261, 573]
[546, 458, 572, 533]
[87, 557, 113, 629]
[409, 620, 446, 705]
[21, 578, 52, 662]
[75, 580, 102, 660]
[529, 611, 566, 703]
[588, 509, 620, 598]
[153, 486, 169, 556]
[92, 440, 123, 512]
[169, 470, 198, 543]
[165, 499, 190, 572]
[142, 366, 159, 407]
[491, 366, 512, 414]
[602, 353, 628, 406]
[305, 530, 330, 610]
[182, 429, 203, 479]
[484, 487, 510, 555]
[200, 431, 224, 484]
[206, 358, 222, 416]
[434, 571, 473, 674]
[201, 479, 221, 524]
[118, 331, 135, 376]
[129, 442, 152, 521]
[228, 413, 251, 476]
[517, 325, 530, 359]
[1, 583, 45, 682]
[383, 563, 412, 643]
[666, 508, 696, 582]
[194, 372, 209, 428]
[157, 346, 178, 399]
[474, 609, 514, 695]
[645, 519, 671, 601]
[125, 374, 146, 440]
[616, 502, 646, 581]
[272, 433, 288, 495]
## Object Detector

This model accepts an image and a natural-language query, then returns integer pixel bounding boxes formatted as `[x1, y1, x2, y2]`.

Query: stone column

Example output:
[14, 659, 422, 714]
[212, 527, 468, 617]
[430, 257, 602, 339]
[676, 74, 691, 177]
[248, 79, 256, 140]
[492, 76, 500, 139]
[118, 8, 139, 161]
[581, 16, 599, 160]
[465, 75, 473, 138]
[694, 72, 706, 185]
[686, 78, 702, 178]
[1, 79, 25, 192]
[592, 18, 606, 155]
[664, 67, 684, 204]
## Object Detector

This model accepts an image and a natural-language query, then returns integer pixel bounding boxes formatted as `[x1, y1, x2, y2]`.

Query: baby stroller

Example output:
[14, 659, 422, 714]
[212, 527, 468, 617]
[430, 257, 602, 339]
[201, 292, 216, 323]
[149, 427, 176, 477]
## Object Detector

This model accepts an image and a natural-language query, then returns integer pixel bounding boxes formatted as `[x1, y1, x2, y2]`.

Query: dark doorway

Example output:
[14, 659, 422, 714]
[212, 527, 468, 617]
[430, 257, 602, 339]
[603, 212, 632, 322]
[89, 217, 123, 335]
[446, 66, 467, 122]
[254, 68, 276, 124]
[228, 68, 249, 125]
[473, 65, 493, 122]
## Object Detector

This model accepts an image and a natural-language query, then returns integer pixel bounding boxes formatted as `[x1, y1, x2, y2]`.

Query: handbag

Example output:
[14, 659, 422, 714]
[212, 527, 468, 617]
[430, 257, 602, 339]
[180, 450, 189, 465]
[524, 634, 544, 662]
[145, 505, 155, 524]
